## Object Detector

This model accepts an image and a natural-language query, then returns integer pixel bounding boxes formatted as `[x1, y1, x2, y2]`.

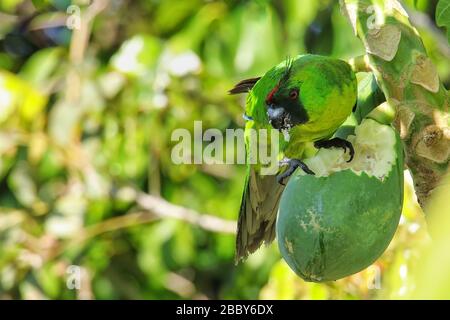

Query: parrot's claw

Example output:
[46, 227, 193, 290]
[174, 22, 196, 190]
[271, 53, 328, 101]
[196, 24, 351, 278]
[277, 158, 315, 185]
[314, 138, 355, 162]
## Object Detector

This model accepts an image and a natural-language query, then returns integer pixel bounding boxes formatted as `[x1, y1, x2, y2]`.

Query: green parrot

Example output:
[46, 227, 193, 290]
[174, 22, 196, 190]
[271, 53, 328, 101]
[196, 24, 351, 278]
[229, 54, 358, 262]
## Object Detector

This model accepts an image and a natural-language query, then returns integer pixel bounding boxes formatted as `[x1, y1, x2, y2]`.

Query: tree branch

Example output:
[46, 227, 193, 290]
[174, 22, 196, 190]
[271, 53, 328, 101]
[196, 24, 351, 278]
[133, 188, 236, 234]
[56, 187, 236, 256]
[340, 0, 449, 208]
[49, 143, 237, 259]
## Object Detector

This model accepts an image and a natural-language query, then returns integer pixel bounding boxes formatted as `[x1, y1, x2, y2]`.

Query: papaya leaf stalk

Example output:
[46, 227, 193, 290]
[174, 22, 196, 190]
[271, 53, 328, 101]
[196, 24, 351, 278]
[340, 0, 449, 208]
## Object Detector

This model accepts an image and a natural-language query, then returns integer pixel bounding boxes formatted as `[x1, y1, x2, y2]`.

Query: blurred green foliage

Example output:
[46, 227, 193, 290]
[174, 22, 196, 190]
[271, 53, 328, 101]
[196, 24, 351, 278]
[0, 0, 448, 299]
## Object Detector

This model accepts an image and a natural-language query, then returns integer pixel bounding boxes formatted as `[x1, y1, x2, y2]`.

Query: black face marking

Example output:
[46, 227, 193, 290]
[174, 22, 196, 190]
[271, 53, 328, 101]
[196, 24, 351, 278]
[266, 87, 308, 131]
[265, 59, 308, 131]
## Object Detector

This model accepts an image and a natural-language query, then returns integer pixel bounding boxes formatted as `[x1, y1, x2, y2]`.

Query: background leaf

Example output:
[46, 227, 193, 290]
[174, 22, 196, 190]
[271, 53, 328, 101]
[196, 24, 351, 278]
[436, 0, 450, 43]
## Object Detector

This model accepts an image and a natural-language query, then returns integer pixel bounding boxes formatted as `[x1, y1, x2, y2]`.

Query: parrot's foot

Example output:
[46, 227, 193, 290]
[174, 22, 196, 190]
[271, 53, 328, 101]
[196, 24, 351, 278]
[314, 138, 355, 162]
[277, 158, 315, 185]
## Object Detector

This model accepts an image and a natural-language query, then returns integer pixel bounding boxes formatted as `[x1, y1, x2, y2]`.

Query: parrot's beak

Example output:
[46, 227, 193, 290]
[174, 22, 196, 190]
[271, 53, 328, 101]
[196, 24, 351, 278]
[267, 105, 290, 131]
[267, 103, 308, 131]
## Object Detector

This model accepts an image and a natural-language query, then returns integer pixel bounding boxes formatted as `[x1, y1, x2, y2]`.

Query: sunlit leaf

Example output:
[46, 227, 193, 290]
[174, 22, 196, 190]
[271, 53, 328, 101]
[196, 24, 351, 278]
[111, 35, 162, 76]
[0, 71, 47, 123]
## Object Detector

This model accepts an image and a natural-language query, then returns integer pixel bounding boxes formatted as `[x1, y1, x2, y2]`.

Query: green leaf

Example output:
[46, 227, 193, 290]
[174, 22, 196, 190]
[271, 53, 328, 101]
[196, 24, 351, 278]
[436, 0, 450, 43]
[8, 162, 37, 208]
[19, 48, 64, 87]
[31, 0, 51, 9]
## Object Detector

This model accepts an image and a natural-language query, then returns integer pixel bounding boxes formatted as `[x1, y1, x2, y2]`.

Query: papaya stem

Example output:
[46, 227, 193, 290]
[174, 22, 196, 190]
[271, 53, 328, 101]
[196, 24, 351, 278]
[348, 55, 371, 73]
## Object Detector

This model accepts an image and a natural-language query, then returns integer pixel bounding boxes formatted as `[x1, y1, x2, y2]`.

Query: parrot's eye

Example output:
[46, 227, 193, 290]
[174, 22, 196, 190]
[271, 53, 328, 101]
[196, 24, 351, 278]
[289, 89, 299, 100]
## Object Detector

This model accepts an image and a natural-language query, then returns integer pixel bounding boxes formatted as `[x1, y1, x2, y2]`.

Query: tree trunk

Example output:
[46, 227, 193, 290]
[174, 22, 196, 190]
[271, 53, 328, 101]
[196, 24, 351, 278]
[340, 0, 449, 209]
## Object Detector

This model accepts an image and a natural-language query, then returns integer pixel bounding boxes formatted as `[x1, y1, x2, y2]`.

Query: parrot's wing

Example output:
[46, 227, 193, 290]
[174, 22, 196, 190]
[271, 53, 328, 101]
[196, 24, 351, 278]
[228, 77, 261, 94]
[235, 166, 285, 263]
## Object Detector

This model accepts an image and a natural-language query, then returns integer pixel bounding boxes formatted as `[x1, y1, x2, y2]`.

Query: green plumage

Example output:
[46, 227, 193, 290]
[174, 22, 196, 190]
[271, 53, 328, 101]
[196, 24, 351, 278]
[234, 54, 357, 262]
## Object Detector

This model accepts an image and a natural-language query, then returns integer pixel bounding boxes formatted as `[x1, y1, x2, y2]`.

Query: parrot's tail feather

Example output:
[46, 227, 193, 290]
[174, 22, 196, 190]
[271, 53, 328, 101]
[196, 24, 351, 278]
[229, 77, 261, 95]
[235, 168, 285, 264]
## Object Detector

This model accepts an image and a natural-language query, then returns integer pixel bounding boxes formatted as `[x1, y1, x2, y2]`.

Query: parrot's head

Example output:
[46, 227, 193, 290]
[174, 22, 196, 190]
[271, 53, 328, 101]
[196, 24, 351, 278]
[264, 59, 308, 131]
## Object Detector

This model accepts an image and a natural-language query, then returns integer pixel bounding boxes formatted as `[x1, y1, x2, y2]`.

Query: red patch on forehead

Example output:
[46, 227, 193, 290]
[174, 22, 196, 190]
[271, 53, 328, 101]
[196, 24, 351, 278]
[265, 84, 279, 104]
